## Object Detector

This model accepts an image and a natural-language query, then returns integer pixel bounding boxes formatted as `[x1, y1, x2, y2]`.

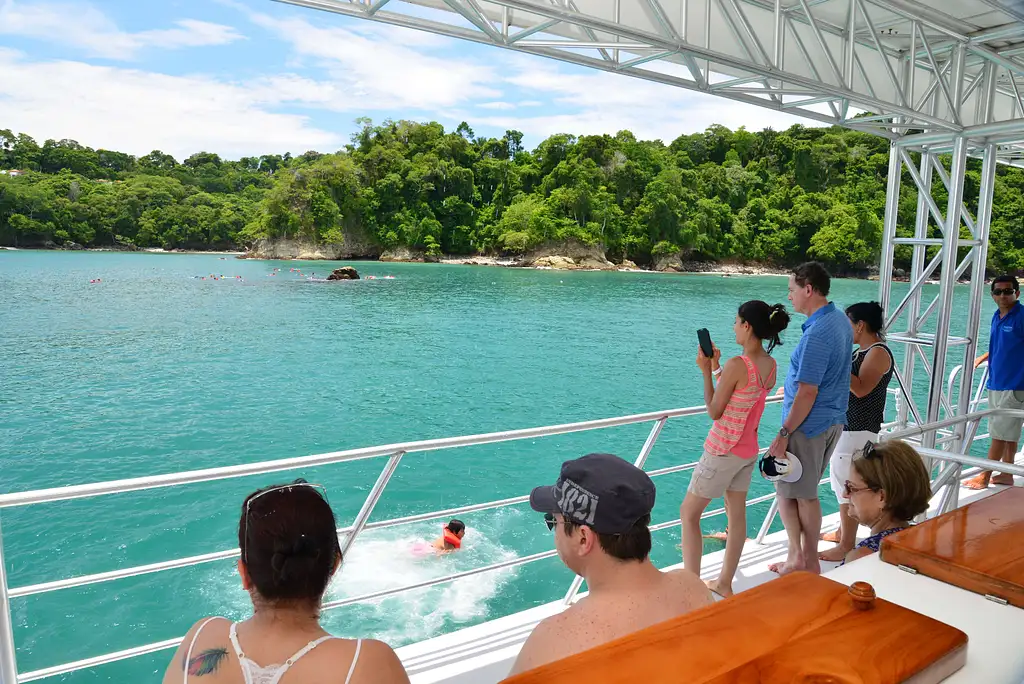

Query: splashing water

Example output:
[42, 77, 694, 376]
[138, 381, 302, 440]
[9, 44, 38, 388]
[195, 512, 521, 648]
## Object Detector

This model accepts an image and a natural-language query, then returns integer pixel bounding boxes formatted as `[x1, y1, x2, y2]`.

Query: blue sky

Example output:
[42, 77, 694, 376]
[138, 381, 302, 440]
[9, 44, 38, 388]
[0, 0, 809, 160]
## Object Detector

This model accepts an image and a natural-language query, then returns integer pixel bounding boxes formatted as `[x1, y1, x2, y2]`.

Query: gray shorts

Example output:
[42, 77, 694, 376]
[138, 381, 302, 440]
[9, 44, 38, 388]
[775, 423, 844, 500]
[989, 389, 1024, 443]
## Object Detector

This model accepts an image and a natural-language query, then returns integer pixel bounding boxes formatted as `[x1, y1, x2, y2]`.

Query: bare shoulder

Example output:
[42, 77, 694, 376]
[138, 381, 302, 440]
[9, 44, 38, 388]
[160, 616, 230, 684]
[664, 568, 714, 606]
[342, 638, 410, 684]
[508, 606, 586, 676]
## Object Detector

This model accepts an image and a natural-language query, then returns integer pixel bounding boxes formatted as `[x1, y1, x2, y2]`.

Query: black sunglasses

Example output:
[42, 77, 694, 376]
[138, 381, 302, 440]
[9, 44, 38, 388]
[544, 513, 557, 531]
[992, 288, 1017, 296]
[859, 441, 882, 461]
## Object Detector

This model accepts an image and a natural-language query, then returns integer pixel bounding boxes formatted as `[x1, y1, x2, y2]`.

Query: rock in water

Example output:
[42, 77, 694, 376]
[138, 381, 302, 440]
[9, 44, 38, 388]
[327, 266, 360, 280]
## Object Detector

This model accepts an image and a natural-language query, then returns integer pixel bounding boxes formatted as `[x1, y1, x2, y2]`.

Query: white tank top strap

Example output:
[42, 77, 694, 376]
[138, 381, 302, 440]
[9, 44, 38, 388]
[227, 621, 246, 661]
[183, 616, 227, 684]
[344, 639, 363, 684]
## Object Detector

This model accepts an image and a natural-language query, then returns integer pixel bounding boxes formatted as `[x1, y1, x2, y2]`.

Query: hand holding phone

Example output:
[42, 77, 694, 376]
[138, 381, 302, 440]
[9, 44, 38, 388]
[697, 328, 714, 359]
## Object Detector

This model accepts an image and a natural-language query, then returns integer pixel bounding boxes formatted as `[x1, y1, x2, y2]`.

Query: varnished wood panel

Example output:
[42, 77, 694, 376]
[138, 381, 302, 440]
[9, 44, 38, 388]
[503, 572, 966, 684]
[880, 488, 1024, 608]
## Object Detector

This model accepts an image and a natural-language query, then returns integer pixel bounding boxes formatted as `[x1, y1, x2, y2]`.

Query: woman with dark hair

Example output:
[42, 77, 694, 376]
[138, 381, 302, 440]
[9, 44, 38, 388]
[162, 479, 410, 684]
[682, 300, 790, 597]
[819, 302, 895, 563]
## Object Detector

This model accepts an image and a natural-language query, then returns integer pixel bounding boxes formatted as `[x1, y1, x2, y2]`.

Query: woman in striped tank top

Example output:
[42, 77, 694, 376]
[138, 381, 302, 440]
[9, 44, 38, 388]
[682, 301, 790, 598]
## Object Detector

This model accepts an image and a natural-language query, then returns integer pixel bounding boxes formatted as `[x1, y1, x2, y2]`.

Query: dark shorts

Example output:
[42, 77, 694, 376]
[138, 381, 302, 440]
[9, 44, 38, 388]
[775, 423, 844, 500]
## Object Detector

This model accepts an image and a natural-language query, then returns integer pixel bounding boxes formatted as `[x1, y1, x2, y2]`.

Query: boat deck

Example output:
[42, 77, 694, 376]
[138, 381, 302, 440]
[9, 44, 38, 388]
[397, 469, 1024, 684]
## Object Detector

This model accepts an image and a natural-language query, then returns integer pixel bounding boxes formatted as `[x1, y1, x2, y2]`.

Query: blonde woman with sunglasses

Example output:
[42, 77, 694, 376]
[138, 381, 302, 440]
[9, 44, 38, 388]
[162, 479, 410, 684]
[841, 441, 931, 566]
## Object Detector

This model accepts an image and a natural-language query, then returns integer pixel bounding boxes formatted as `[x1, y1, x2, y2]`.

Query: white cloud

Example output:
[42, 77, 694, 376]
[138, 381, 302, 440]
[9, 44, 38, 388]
[0, 49, 340, 159]
[477, 101, 517, 110]
[489, 59, 814, 142]
[0, 0, 243, 60]
[246, 12, 501, 112]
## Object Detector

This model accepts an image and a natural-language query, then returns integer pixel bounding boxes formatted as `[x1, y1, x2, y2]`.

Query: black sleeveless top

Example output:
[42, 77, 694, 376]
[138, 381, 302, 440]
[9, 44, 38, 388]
[845, 343, 895, 433]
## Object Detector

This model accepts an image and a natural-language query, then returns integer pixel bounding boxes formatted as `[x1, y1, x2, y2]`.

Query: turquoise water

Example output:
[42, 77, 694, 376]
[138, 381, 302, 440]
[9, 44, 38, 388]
[0, 251, 996, 682]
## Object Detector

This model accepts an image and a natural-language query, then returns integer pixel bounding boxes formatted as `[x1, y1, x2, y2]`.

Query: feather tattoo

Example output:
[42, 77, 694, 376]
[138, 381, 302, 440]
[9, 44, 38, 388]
[186, 648, 228, 676]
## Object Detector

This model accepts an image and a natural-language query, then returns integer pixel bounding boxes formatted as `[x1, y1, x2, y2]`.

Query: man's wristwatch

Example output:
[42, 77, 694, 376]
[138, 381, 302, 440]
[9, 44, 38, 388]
[778, 426, 791, 438]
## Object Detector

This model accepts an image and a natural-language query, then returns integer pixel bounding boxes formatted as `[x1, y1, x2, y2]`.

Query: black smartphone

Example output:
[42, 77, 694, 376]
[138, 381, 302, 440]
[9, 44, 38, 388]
[697, 328, 714, 358]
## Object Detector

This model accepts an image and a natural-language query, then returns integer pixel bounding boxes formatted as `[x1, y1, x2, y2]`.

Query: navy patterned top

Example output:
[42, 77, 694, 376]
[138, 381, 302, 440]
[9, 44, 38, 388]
[856, 526, 906, 552]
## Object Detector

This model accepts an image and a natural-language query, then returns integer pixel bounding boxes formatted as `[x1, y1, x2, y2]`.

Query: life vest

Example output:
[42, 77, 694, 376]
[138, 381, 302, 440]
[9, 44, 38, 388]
[442, 528, 462, 549]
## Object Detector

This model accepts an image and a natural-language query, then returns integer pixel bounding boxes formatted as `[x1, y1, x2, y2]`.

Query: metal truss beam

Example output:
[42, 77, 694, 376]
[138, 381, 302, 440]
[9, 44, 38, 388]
[879, 139, 996, 446]
[275, 0, 1024, 162]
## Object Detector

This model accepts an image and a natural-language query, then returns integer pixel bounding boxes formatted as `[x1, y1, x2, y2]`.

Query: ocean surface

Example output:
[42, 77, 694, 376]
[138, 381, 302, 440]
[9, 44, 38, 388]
[0, 251, 995, 682]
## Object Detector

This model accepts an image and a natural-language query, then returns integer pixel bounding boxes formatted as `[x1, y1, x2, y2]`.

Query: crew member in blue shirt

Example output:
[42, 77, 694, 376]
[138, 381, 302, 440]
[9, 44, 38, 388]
[766, 262, 853, 576]
[967, 275, 1024, 489]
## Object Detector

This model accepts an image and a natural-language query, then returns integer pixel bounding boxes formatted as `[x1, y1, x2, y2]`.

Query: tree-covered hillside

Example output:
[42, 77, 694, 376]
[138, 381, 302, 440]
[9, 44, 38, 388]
[2, 121, 1022, 273]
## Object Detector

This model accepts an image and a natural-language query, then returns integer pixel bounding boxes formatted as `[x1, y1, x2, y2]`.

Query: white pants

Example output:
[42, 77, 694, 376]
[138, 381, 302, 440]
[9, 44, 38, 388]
[829, 430, 878, 504]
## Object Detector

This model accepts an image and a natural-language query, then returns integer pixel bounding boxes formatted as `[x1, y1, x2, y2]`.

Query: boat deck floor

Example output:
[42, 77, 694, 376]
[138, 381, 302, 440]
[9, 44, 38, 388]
[397, 461, 1024, 684]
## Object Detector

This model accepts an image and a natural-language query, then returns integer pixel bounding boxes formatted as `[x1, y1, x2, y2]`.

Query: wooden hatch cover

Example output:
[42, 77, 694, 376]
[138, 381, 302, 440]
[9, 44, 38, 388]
[502, 572, 966, 684]
[880, 487, 1024, 608]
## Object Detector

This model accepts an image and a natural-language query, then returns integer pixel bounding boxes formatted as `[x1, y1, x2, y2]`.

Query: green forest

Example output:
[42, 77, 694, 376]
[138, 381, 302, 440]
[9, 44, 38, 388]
[2, 120, 1023, 273]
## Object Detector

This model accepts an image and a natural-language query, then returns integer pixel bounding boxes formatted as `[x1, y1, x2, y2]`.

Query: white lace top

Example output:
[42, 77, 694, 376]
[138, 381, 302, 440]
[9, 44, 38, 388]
[183, 617, 361, 684]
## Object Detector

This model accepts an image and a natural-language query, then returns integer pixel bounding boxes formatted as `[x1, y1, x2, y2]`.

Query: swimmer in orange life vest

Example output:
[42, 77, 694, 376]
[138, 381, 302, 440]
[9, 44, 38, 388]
[431, 519, 466, 553]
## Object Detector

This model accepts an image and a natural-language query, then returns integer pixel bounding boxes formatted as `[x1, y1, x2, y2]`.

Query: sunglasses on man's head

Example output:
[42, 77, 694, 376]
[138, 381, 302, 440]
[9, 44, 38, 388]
[544, 512, 557, 531]
[992, 288, 1017, 296]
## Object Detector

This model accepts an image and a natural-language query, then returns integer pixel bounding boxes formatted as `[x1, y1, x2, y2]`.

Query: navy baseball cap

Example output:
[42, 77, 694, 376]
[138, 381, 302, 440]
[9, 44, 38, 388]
[529, 453, 656, 534]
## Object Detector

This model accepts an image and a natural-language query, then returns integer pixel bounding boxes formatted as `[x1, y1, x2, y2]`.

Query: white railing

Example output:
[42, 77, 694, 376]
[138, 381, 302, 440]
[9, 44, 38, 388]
[2, 400, 782, 683]
[2, 398, 1023, 683]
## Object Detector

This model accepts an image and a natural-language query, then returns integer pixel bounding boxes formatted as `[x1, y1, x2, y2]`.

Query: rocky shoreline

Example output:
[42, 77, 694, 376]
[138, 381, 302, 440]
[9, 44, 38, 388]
[5, 241, 939, 281]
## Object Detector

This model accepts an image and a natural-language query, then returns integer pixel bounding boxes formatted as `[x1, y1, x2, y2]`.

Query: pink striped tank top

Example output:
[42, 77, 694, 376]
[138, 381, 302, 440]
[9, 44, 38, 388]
[704, 356, 776, 458]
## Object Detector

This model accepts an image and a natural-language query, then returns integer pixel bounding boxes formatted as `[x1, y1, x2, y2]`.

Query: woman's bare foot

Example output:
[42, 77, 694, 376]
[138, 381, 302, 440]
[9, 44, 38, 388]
[820, 529, 841, 543]
[818, 545, 853, 562]
[704, 531, 729, 541]
[705, 578, 734, 598]
[991, 474, 1014, 486]
[964, 473, 991, 490]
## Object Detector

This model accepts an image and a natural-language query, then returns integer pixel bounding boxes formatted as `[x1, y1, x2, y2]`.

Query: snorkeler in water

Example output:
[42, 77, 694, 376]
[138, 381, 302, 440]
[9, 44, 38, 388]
[431, 519, 466, 553]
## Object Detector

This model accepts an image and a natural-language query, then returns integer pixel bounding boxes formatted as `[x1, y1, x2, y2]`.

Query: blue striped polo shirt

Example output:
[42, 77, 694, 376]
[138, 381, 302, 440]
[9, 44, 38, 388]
[782, 302, 854, 437]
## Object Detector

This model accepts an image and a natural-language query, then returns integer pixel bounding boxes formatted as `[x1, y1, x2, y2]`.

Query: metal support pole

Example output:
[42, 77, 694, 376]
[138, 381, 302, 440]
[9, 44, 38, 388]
[339, 451, 405, 558]
[954, 142, 996, 450]
[923, 136, 968, 449]
[878, 141, 902, 311]
[754, 498, 778, 544]
[0, 517, 20, 684]
[564, 417, 666, 604]
[896, 152, 930, 430]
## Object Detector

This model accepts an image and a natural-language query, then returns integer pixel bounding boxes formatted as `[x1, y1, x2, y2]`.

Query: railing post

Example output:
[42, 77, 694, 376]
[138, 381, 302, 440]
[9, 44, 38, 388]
[339, 451, 405, 558]
[0, 517, 20, 684]
[754, 498, 778, 545]
[563, 417, 667, 605]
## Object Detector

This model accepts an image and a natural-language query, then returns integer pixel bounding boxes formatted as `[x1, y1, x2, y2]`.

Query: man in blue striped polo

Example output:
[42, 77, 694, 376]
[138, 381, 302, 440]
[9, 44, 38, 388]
[767, 262, 853, 575]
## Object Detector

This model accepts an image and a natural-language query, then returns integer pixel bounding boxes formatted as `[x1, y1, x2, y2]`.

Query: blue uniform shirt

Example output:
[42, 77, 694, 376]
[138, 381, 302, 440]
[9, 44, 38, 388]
[988, 301, 1024, 391]
[782, 302, 854, 437]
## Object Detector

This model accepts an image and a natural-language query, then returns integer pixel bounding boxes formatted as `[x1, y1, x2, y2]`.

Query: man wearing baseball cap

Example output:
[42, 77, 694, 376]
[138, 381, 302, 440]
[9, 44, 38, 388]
[507, 453, 712, 676]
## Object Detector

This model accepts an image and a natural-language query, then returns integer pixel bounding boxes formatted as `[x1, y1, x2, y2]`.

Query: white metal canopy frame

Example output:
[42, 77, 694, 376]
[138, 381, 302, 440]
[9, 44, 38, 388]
[276, 0, 1024, 160]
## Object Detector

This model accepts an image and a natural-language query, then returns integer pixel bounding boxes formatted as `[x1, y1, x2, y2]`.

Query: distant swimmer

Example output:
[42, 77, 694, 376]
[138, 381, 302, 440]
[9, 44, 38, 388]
[431, 519, 466, 553]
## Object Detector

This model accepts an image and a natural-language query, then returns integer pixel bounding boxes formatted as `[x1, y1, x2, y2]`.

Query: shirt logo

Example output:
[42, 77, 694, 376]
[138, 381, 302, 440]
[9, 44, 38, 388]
[556, 478, 599, 525]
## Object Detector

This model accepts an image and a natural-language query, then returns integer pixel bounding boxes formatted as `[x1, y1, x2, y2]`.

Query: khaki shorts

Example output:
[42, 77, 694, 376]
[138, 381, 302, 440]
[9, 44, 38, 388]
[688, 452, 756, 499]
[989, 389, 1024, 443]
[829, 430, 878, 505]
[775, 423, 844, 500]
